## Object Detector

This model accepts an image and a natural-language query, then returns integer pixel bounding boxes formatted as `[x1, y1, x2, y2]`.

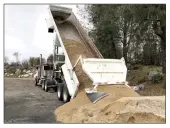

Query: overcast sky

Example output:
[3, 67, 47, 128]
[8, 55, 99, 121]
[4, 4, 87, 62]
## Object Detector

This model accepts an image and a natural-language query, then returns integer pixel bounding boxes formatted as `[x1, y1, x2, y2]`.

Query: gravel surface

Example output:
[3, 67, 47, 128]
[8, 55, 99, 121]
[4, 78, 64, 124]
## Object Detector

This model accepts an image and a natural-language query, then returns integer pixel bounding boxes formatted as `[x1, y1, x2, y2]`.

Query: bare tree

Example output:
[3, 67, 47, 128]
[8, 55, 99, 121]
[13, 52, 20, 65]
[47, 54, 53, 64]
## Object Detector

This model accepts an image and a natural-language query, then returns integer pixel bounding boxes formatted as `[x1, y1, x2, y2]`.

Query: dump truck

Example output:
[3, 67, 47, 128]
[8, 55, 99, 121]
[35, 5, 128, 103]
[34, 54, 57, 92]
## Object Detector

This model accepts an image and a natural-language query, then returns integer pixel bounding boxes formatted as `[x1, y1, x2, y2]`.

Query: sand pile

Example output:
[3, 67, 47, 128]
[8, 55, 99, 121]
[55, 39, 141, 123]
[55, 85, 140, 123]
[69, 96, 165, 123]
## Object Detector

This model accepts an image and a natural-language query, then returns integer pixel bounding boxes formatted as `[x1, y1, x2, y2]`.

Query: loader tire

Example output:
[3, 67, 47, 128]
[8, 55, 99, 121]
[57, 85, 63, 101]
[62, 84, 71, 103]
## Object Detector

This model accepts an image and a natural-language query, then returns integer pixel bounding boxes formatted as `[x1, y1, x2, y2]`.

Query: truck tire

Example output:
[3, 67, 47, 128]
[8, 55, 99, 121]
[54, 87, 57, 92]
[44, 80, 50, 92]
[62, 84, 71, 103]
[57, 85, 63, 101]
[39, 79, 43, 86]
[42, 80, 45, 90]
[52, 79, 57, 92]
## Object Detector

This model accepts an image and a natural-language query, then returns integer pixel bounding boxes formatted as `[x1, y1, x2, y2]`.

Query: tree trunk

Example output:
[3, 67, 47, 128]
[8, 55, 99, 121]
[161, 42, 166, 74]
[123, 36, 128, 64]
[155, 25, 166, 73]
[123, 45, 128, 65]
[122, 20, 128, 65]
[160, 26, 166, 74]
[112, 42, 118, 59]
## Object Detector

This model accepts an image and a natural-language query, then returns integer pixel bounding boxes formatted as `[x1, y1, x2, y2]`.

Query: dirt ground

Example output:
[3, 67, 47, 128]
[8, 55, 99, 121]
[4, 78, 64, 124]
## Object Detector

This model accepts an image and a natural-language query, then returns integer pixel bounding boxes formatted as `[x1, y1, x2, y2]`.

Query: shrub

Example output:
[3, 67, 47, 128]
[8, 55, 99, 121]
[21, 60, 29, 70]
[7, 67, 16, 74]
[152, 73, 163, 84]
[133, 66, 140, 70]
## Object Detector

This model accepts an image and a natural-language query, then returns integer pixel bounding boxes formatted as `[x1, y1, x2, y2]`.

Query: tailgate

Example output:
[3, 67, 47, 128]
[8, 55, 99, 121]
[81, 57, 127, 85]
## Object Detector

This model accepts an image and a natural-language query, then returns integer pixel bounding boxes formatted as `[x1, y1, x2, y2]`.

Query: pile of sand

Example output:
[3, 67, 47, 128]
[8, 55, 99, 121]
[55, 85, 141, 123]
[68, 96, 165, 123]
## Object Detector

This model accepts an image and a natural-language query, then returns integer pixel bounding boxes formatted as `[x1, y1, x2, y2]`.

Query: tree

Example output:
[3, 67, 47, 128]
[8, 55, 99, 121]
[29, 57, 35, 67]
[82, 4, 165, 69]
[84, 5, 150, 64]
[149, 5, 166, 73]
[4, 56, 9, 65]
[21, 60, 29, 69]
[47, 54, 53, 64]
[129, 5, 166, 72]
[84, 5, 122, 59]
[116, 5, 151, 64]
[13, 52, 20, 65]
[28, 57, 46, 67]
[34, 57, 40, 66]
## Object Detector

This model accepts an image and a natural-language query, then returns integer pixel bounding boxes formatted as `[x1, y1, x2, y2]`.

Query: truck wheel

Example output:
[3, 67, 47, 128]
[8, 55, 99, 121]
[40, 79, 43, 86]
[52, 79, 57, 92]
[44, 80, 49, 92]
[38, 79, 43, 86]
[54, 87, 57, 92]
[42, 80, 45, 90]
[57, 85, 63, 101]
[62, 84, 71, 103]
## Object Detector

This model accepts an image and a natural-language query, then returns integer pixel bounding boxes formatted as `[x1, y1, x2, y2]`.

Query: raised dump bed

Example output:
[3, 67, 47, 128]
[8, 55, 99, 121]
[46, 5, 132, 101]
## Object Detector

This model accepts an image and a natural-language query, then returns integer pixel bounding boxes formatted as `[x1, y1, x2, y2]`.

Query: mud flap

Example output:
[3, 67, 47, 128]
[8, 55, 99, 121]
[85, 91, 109, 104]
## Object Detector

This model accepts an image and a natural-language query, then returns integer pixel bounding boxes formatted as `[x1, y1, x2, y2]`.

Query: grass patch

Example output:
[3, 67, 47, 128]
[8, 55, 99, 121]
[127, 65, 165, 96]
[127, 65, 162, 86]
[137, 82, 165, 96]
[142, 65, 162, 73]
